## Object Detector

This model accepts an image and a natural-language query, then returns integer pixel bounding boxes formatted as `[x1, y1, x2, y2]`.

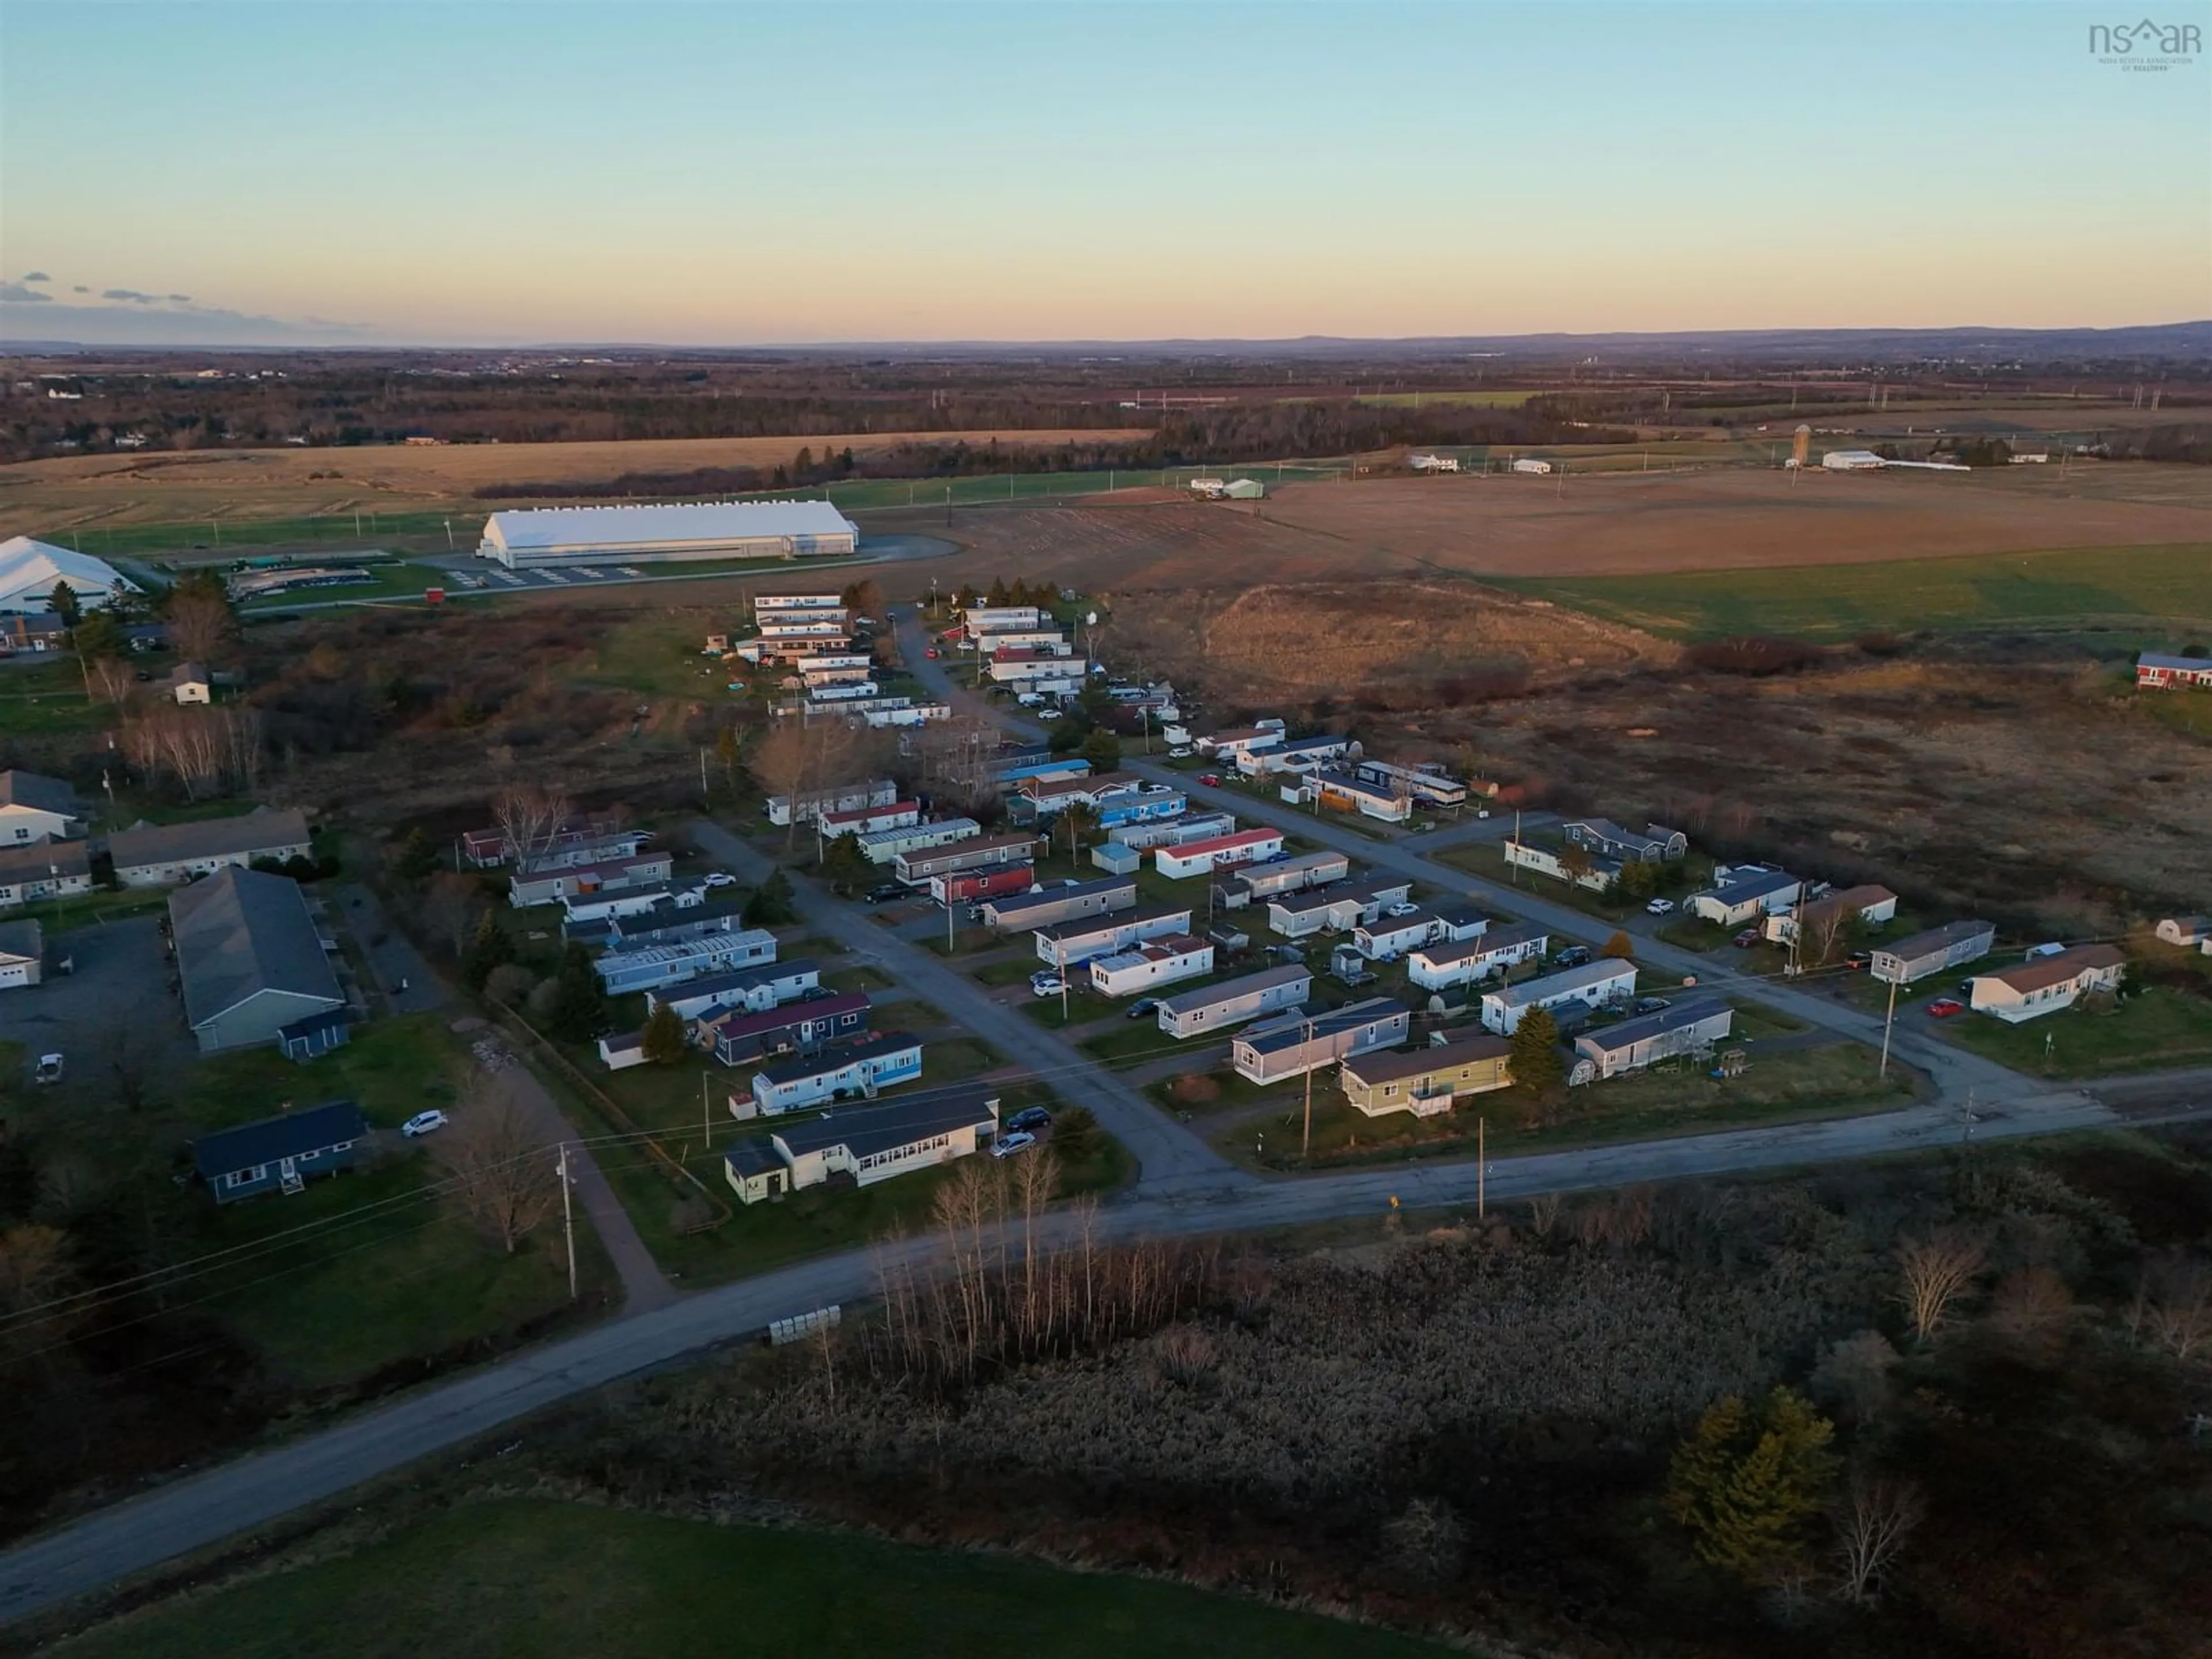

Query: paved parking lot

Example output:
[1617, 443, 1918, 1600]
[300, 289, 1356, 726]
[0, 914, 193, 1082]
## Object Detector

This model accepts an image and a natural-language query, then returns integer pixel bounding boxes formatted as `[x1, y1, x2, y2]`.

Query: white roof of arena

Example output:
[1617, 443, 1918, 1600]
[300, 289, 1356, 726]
[0, 536, 141, 612]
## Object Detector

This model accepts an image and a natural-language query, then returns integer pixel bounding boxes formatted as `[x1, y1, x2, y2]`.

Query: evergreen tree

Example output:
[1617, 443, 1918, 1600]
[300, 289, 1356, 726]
[1508, 1005, 1565, 1096]
[1078, 727, 1123, 773]
[546, 944, 609, 1041]
[744, 868, 797, 926]
[986, 575, 1010, 607]
[461, 911, 516, 991]
[640, 1000, 691, 1066]
[1666, 1388, 1838, 1581]
[46, 582, 79, 625]
[393, 827, 440, 881]
[818, 831, 873, 894]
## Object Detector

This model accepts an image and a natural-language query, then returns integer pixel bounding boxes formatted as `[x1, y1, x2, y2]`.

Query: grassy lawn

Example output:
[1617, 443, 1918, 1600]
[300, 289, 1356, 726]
[972, 955, 1046, 988]
[238, 559, 447, 609]
[1490, 541, 2212, 641]
[1729, 999, 1809, 1039]
[1937, 987, 2212, 1079]
[12, 882, 174, 934]
[574, 609, 736, 699]
[820, 963, 893, 993]
[1078, 1018, 1183, 1065]
[1145, 1061, 1294, 1119]
[1226, 1041, 1919, 1173]
[0, 657, 114, 739]
[1440, 841, 1708, 925]
[2138, 684, 2212, 739]
[57, 1498, 1450, 1659]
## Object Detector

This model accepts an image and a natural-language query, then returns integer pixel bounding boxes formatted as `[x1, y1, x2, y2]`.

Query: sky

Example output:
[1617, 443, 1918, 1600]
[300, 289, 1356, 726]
[3, 1, 2209, 346]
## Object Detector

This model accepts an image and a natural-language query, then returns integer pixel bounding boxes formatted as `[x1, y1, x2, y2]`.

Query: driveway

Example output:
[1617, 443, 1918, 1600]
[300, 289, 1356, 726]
[335, 883, 448, 1016]
[0, 914, 191, 1082]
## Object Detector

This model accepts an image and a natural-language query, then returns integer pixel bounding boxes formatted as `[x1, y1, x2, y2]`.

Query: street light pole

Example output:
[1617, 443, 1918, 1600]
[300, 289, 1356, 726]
[1301, 1014, 1316, 1157]
[1877, 974, 1898, 1078]
[558, 1143, 577, 1301]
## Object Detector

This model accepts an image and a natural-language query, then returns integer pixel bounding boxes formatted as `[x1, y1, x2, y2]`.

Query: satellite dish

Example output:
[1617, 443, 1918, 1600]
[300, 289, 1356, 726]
[1085, 611, 1099, 627]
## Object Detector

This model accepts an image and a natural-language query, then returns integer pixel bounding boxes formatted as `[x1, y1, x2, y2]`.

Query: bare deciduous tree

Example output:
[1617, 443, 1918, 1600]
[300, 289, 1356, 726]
[1893, 1231, 1986, 1345]
[0, 1222, 80, 1369]
[166, 589, 237, 663]
[2134, 1251, 2212, 1360]
[492, 780, 573, 866]
[1987, 1266, 2078, 1355]
[1831, 1468, 1925, 1604]
[1810, 1329, 1899, 1422]
[433, 1073, 559, 1255]
[421, 872, 484, 961]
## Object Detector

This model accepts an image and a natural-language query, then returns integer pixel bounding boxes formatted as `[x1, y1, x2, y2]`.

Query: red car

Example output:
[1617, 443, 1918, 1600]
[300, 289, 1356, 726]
[1732, 929, 1762, 949]
[1198, 772, 1222, 787]
[925, 647, 938, 660]
[1925, 997, 1967, 1018]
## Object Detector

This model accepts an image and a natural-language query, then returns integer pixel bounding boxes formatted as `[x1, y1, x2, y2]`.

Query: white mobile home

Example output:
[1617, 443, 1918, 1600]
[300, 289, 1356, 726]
[1088, 934, 1214, 998]
[1870, 920, 1996, 985]
[1573, 998, 1734, 1080]
[1967, 945, 2126, 1024]
[1035, 903, 1196, 969]
[1480, 959, 1637, 1035]
[1232, 997, 1409, 1085]
[1407, 921, 1549, 991]
[1156, 964, 1312, 1039]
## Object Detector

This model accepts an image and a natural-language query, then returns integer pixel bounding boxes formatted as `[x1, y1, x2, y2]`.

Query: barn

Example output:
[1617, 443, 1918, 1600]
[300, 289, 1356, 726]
[477, 501, 861, 570]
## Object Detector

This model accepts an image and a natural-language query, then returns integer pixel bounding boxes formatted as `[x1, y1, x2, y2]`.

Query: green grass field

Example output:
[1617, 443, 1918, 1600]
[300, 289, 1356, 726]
[236, 560, 449, 609]
[60, 1499, 1449, 1659]
[1938, 987, 2212, 1079]
[1493, 542, 2212, 641]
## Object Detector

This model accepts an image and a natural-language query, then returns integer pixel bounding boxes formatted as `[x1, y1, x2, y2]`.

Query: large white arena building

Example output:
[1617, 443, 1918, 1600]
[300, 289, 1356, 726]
[477, 501, 862, 570]
[0, 536, 142, 613]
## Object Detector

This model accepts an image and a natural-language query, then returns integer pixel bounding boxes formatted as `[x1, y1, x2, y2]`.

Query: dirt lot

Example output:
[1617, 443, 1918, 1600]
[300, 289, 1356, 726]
[0, 429, 1149, 527]
[1253, 464, 2212, 578]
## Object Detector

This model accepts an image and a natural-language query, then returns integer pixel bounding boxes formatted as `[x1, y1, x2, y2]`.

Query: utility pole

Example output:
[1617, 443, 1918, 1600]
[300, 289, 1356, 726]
[558, 1143, 577, 1300]
[1478, 1115, 1486, 1219]
[702, 1072, 713, 1150]
[1877, 972, 1898, 1078]
[1301, 1014, 1316, 1157]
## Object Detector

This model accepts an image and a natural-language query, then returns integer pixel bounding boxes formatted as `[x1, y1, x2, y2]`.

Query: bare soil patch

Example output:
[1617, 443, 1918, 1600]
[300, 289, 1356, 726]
[1257, 465, 2212, 578]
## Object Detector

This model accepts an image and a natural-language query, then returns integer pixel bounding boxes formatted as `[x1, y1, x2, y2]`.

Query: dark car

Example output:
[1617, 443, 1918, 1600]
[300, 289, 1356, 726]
[1844, 950, 1874, 969]
[1124, 998, 1159, 1020]
[863, 883, 906, 904]
[1006, 1106, 1052, 1135]
[1554, 945, 1593, 968]
[1732, 929, 1762, 948]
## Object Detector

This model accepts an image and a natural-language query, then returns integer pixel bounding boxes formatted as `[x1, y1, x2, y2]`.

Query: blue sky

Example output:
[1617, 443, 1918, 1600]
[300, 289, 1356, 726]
[3, 1, 2207, 344]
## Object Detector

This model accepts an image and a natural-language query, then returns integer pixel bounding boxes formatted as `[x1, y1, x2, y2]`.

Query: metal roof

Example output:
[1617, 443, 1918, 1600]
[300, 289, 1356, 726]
[483, 500, 858, 552]
[109, 808, 310, 872]
[169, 866, 343, 1031]
[1157, 963, 1310, 1016]
[0, 770, 79, 816]
[754, 1030, 918, 1087]
[1237, 997, 1406, 1056]
[1342, 1032, 1512, 1088]
[192, 1100, 366, 1179]
[2138, 653, 2212, 672]
[0, 836, 90, 884]
[1485, 958, 1637, 1009]
[0, 918, 41, 964]
[0, 536, 141, 613]
[1575, 997, 1733, 1055]
[1878, 919, 1995, 961]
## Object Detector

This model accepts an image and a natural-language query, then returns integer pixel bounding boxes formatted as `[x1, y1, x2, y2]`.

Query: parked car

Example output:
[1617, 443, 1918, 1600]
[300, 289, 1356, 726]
[1635, 996, 1673, 1014]
[1645, 898, 1676, 915]
[401, 1109, 449, 1138]
[1124, 998, 1159, 1020]
[1168, 745, 1194, 758]
[1732, 929, 1762, 948]
[702, 872, 737, 888]
[1006, 1106, 1053, 1134]
[864, 883, 907, 904]
[1554, 945, 1593, 968]
[1383, 902, 1421, 919]
[1198, 773, 1222, 787]
[1844, 950, 1873, 969]
[925, 647, 938, 660]
[1925, 997, 1967, 1018]
[1029, 973, 1067, 998]
[33, 1053, 63, 1086]
[991, 1131, 1038, 1159]
[2024, 941, 2067, 960]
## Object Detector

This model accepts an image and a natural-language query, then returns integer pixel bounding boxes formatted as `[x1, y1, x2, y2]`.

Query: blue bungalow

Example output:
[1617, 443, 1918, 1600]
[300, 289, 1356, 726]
[191, 1100, 369, 1203]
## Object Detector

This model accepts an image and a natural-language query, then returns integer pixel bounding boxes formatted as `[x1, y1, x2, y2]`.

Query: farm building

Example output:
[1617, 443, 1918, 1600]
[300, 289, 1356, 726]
[1821, 450, 1885, 471]
[191, 1100, 367, 1205]
[1156, 964, 1312, 1039]
[1339, 1033, 1514, 1118]
[2137, 652, 2212, 690]
[1967, 946, 2127, 1024]
[168, 661, 213, 705]
[0, 838, 93, 911]
[478, 501, 860, 569]
[0, 536, 141, 614]
[1574, 998, 1734, 1080]
[1408, 453, 1461, 473]
[1511, 458, 1553, 475]
[169, 866, 349, 1057]
[1870, 919, 1995, 985]
[746, 1031, 923, 1116]
[1407, 921, 1549, 991]
[594, 929, 778, 997]
[0, 919, 43, 990]
[648, 955, 815, 1021]
[110, 809, 314, 888]
[1232, 997, 1410, 1085]
[0, 770, 83, 844]
[1035, 903, 1195, 969]
[724, 1086, 1001, 1204]
[1480, 959, 1637, 1036]
[1765, 884, 1899, 948]
[1089, 934, 1214, 998]
[1686, 867, 1805, 928]
[1153, 828, 1284, 880]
